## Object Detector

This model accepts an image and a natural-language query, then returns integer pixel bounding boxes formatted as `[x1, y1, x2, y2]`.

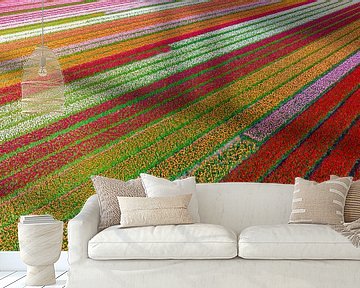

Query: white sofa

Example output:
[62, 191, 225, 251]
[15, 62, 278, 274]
[66, 182, 360, 288]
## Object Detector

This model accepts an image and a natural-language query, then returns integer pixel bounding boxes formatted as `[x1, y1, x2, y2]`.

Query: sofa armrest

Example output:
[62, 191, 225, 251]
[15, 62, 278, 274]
[68, 194, 100, 264]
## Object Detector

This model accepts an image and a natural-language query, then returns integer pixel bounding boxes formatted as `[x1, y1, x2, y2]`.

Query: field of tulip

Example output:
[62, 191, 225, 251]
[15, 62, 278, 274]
[0, 0, 359, 250]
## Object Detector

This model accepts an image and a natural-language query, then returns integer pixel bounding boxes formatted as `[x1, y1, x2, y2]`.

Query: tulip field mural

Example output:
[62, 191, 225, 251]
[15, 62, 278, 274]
[0, 0, 359, 250]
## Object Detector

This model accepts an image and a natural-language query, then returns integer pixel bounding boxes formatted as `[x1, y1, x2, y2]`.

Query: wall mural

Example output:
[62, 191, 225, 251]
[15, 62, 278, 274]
[0, 0, 359, 250]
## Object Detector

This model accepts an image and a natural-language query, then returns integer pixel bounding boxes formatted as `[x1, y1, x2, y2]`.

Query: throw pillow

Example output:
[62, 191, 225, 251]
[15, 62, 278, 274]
[289, 177, 352, 225]
[117, 194, 194, 228]
[331, 175, 360, 223]
[140, 173, 200, 222]
[91, 175, 146, 230]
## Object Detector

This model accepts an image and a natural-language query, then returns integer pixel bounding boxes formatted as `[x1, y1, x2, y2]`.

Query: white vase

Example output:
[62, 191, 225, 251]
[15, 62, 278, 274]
[18, 221, 63, 286]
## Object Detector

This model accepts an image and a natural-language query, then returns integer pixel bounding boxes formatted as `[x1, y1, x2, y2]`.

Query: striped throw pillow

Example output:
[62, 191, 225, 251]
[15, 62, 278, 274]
[117, 194, 193, 228]
[331, 175, 360, 223]
[289, 177, 352, 225]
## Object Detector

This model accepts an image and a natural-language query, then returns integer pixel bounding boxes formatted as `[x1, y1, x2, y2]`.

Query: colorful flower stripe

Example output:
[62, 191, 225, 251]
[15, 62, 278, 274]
[4, 6, 350, 125]
[0, 0, 253, 45]
[0, 180, 92, 251]
[3, 10, 356, 187]
[244, 51, 360, 141]
[0, 21, 354, 161]
[57, 2, 270, 56]
[0, 7, 348, 172]
[0, 91, 218, 219]
[0, 0, 83, 13]
[0, 0, 261, 51]
[0, 2, 354, 151]
[222, 65, 360, 183]
[0, 0, 312, 78]
[0, 0, 257, 48]
[106, 0, 208, 14]
[0, 0, 350, 104]
[62, 3, 360, 81]
[3, 5, 347, 202]
[146, 31, 360, 179]
[310, 119, 360, 182]
[0, 0, 212, 43]
[263, 89, 360, 183]
[0, 43, 170, 105]
[0, 1, 173, 28]
[57, 1, 277, 63]
[0, 12, 106, 37]
[2, 0, 316, 99]
[0, 2, 339, 111]
[186, 138, 259, 183]
[0, 0, 314, 95]
[0, 0, 324, 76]
[2, 15, 353, 215]
[75, 33, 358, 183]
[0, 5, 326, 150]
[76, 21, 360, 183]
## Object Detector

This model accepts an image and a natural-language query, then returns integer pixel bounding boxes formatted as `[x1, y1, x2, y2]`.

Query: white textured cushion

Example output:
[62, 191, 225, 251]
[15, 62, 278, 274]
[289, 177, 352, 225]
[140, 173, 200, 222]
[88, 223, 237, 260]
[91, 176, 145, 230]
[238, 224, 360, 260]
[118, 194, 193, 227]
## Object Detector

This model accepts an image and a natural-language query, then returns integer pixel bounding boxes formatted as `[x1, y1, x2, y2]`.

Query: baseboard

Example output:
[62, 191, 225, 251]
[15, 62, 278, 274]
[0, 251, 69, 271]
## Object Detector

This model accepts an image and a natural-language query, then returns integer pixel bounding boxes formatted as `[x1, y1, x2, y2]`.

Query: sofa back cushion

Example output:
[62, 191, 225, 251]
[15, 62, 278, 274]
[195, 182, 294, 234]
[90, 181, 295, 234]
[140, 173, 200, 222]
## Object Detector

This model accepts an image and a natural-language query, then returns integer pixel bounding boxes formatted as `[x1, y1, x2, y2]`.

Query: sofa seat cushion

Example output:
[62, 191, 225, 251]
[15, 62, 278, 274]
[238, 224, 360, 260]
[89, 223, 237, 260]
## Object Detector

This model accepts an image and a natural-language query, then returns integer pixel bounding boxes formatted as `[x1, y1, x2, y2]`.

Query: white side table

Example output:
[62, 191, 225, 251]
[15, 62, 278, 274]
[18, 221, 63, 286]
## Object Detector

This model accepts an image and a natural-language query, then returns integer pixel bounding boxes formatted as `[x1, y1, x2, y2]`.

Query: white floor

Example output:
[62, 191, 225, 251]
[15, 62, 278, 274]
[0, 271, 67, 288]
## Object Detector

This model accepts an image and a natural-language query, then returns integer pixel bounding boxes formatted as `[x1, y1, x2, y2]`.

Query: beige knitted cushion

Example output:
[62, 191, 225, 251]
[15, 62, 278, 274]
[331, 175, 360, 223]
[289, 177, 352, 225]
[91, 175, 146, 230]
[117, 194, 193, 228]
